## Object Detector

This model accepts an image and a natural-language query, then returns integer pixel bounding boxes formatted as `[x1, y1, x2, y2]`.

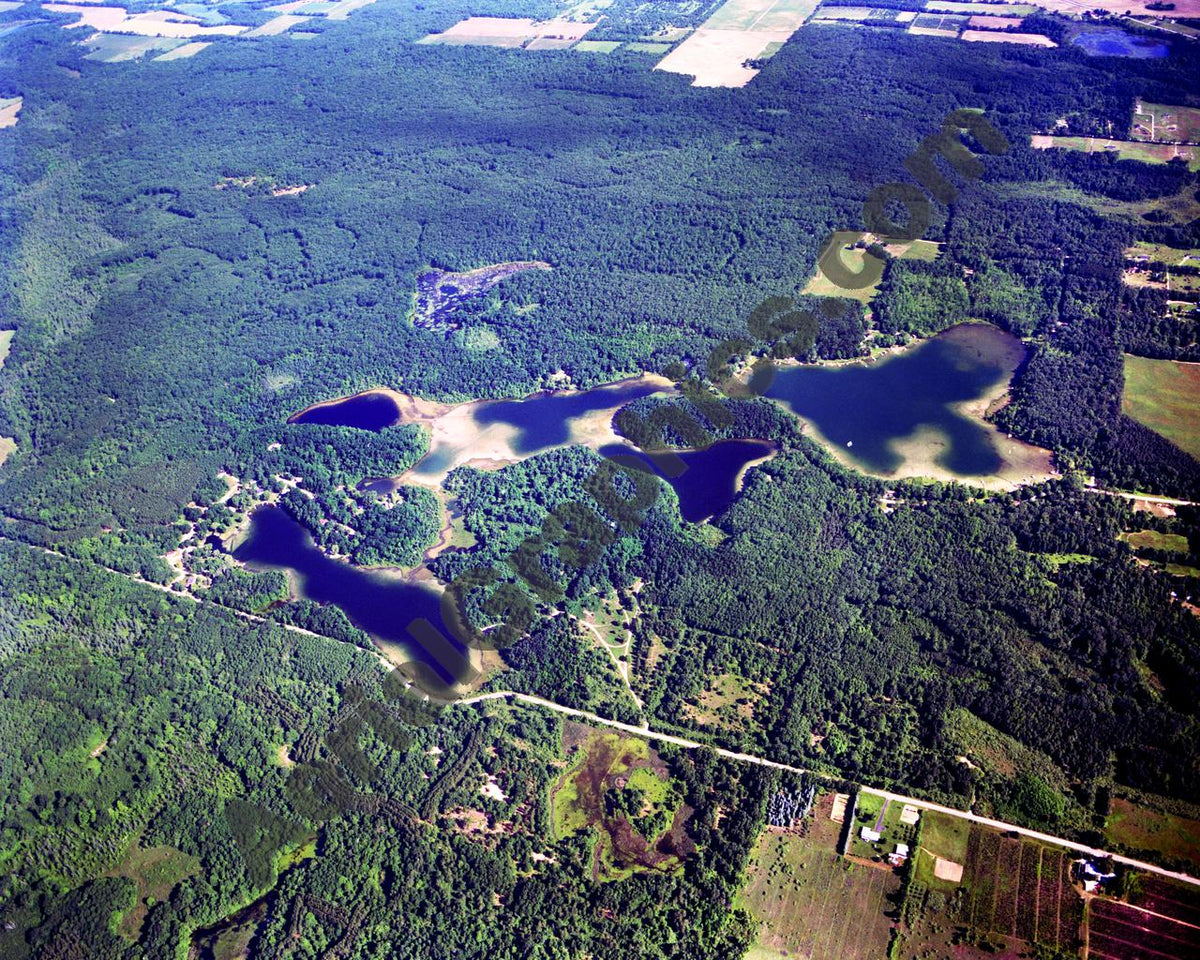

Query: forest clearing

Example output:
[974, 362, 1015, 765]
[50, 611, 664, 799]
[1123, 355, 1200, 460]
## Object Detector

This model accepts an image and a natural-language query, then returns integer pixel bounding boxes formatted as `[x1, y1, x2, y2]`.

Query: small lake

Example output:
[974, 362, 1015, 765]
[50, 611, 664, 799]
[289, 391, 403, 431]
[599, 440, 777, 523]
[1071, 28, 1169, 59]
[764, 323, 1051, 485]
[234, 505, 471, 689]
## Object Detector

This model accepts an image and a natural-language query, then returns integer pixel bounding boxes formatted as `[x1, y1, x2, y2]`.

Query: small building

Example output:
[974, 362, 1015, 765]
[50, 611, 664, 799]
[899, 804, 920, 826]
[830, 793, 849, 824]
[1072, 858, 1116, 893]
[861, 827, 881, 843]
[887, 842, 910, 867]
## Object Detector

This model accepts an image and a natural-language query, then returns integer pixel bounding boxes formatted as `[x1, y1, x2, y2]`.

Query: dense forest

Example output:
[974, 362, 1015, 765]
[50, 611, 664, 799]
[3, 0, 1200, 955]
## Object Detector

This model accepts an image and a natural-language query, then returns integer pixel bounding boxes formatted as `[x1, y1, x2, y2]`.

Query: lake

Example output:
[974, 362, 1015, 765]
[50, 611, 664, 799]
[288, 376, 675, 485]
[599, 439, 777, 523]
[289, 391, 403, 431]
[1071, 28, 1169, 59]
[764, 323, 1054, 486]
[234, 505, 471, 690]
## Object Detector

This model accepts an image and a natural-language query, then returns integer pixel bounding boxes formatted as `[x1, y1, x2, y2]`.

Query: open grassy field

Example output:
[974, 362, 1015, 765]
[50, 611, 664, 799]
[737, 795, 900, 960]
[244, 14, 310, 37]
[1120, 529, 1190, 553]
[802, 231, 941, 301]
[1133, 101, 1200, 145]
[912, 809, 970, 892]
[1031, 135, 1200, 172]
[1127, 241, 1200, 268]
[574, 39, 621, 52]
[153, 41, 211, 60]
[108, 842, 200, 940]
[681, 671, 766, 735]
[1106, 797, 1200, 869]
[1123, 354, 1200, 461]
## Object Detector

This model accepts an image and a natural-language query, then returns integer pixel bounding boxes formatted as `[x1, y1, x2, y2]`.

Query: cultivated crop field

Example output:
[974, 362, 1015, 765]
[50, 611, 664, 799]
[653, 0, 817, 87]
[1124, 355, 1200, 461]
[957, 827, 1083, 953]
[1091, 879, 1200, 960]
[738, 794, 899, 960]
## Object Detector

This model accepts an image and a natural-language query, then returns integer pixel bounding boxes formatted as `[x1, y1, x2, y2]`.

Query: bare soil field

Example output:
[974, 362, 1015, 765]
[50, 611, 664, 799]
[926, 0, 1035, 10]
[44, 3, 250, 37]
[961, 28, 1056, 43]
[419, 16, 596, 48]
[0, 97, 21, 128]
[654, 0, 817, 87]
[245, 14, 310, 37]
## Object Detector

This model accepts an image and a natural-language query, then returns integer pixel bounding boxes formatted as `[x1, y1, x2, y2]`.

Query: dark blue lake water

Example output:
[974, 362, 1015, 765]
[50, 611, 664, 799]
[234, 505, 470, 690]
[599, 440, 777, 523]
[289, 392, 403, 431]
[764, 324, 1025, 478]
[1071, 28, 1169, 58]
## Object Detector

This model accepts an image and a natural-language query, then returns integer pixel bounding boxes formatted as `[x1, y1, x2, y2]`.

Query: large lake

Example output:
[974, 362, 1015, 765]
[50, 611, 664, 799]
[764, 323, 1053, 485]
[234, 505, 471, 690]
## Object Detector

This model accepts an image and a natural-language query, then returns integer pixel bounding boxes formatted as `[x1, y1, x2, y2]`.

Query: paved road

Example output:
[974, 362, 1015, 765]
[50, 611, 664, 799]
[457, 691, 1200, 889]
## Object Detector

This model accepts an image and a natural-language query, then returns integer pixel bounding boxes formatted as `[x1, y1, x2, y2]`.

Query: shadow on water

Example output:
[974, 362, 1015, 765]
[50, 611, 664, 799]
[233, 505, 469, 688]
[599, 440, 778, 523]
[765, 324, 1024, 477]
[470, 380, 664, 454]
